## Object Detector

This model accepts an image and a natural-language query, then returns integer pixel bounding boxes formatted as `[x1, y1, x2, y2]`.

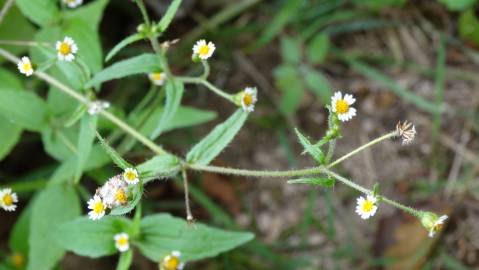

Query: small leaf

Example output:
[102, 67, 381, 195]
[55, 217, 132, 258]
[158, 0, 183, 32]
[304, 68, 332, 105]
[295, 128, 325, 163]
[109, 184, 144, 216]
[106, 33, 144, 62]
[0, 90, 48, 131]
[273, 64, 304, 114]
[96, 132, 133, 169]
[86, 54, 162, 88]
[136, 214, 254, 261]
[9, 202, 32, 255]
[287, 177, 335, 187]
[187, 110, 248, 166]
[137, 154, 181, 182]
[150, 79, 184, 139]
[75, 115, 97, 182]
[280, 36, 302, 64]
[116, 249, 133, 270]
[307, 33, 330, 64]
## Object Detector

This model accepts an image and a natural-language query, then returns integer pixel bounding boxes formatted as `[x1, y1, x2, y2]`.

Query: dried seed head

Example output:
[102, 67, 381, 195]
[396, 120, 416, 145]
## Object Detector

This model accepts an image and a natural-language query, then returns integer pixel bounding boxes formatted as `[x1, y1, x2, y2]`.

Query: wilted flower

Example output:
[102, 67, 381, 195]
[123, 168, 139, 185]
[87, 195, 106, 220]
[396, 120, 416, 145]
[160, 251, 185, 270]
[355, 195, 378, 219]
[114, 233, 130, 252]
[56, 37, 78, 61]
[0, 188, 18, 212]
[192, 40, 215, 60]
[63, 0, 83, 8]
[419, 212, 448, 237]
[87, 100, 110, 115]
[148, 72, 167, 86]
[17, 56, 33, 76]
[331, 91, 356, 122]
[240, 87, 258, 112]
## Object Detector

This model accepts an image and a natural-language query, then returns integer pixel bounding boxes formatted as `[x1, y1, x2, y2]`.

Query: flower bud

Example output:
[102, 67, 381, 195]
[419, 211, 448, 238]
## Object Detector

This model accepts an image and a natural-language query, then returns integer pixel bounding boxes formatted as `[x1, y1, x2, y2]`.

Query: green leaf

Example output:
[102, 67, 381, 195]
[41, 127, 78, 161]
[0, 116, 22, 161]
[0, 90, 48, 131]
[439, 0, 477, 11]
[55, 217, 132, 258]
[96, 132, 133, 169]
[352, 0, 406, 9]
[304, 68, 332, 104]
[137, 154, 181, 182]
[136, 214, 254, 261]
[280, 36, 302, 64]
[273, 64, 304, 114]
[0, 2, 36, 58]
[15, 0, 59, 26]
[109, 184, 144, 216]
[307, 33, 330, 64]
[63, 0, 109, 31]
[158, 0, 183, 32]
[86, 54, 162, 88]
[28, 185, 81, 270]
[0, 69, 22, 90]
[116, 249, 133, 270]
[75, 115, 98, 182]
[459, 9, 479, 46]
[105, 33, 144, 62]
[9, 202, 32, 255]
[294, 128, 324, 163]
[150, 79, 184, 139]
[287, 177, 335, 187]
[187, 110, 248, 166]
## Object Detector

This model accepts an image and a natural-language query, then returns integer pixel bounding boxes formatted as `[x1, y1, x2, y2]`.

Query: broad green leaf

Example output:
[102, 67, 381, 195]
[0, 2, 35, 58]
[75, 116, 98, 182]
[287, 177, 335, 187]
[307, 33, 330, 64]
[96, 133, 133, 169]
[106, 33, 144, 62]
[137, 214, 254, 261]
[295, 128, 324, 164]
[304, 68, 332, 104]
[64, 0, 109, 31]
[9, 202, 32, 255]
[47, 85, 78, 117]
[158, 0, 182, 32]
[280, 36, 301, 64]
[150, 79, 184, 139]
[116, 249, 133, 270]
[86, 54, 162, 88]
[0, 116, 22, 161]
[42, 127, 78, 161]
[0, 90, 48, 131]
[28, 185, 81, 270]
[15, 0, 59, 26]
[137, 154, 181, 182]
[187, 110, 248, 166]
[109, 183, 144, 216]
[0, 69, 22, 89]
[64, 104, 87, 127]
[55, 217, 132, 258]
[439, 0, 476, 11]
[459, 9, 479, 46]
[273, 64, 304, 114]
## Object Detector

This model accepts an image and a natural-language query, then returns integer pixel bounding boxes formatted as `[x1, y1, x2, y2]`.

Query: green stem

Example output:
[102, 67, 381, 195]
[188, 163, 326, 177]
[381, 197, 421, 217]
[0, 40, 51, 46]
[177, 76, 234, 102]
[201, 60, 210, 79]
[134, 0, 151, 27]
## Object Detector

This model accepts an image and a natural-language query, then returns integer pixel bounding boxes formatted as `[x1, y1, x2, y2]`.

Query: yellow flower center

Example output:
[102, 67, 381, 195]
[23, 63, 31, 72]
[432, 223, 443, 233]
[2, 194, 13, 206]
[59, 42, 71, 55]
[335, 99, 349, 114]
[199, 45, 209, 56]
[125, 171, 137, 181]
[243, 93, 253, 106]
[362, 200, 374, 212]
[11, 253, 24, 267]
[94, 201, 104, 214]
[116, 237, 128, 246]
[163, 256, 180, 270]
[115, 189, 127, 204]
[151, 73, 163, 81]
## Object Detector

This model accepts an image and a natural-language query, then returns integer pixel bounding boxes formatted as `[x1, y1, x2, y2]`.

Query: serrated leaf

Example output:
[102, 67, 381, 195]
[55, 217, 132, 258]
[137, 154, 181, 182]
[307, 33, 330, 64]
[109, 183, 144, 216]
[75, 115, 97, 182]
[150, 79, 184, 139]
[96, 132, 133, 169]
[187, 110, 248, 166]
[15, 0, 59, 27]
[106, 33, 144, 62]
[86, 54, 161, 88]
[27, 185, 81, 270]
[287, 177, 335, 187]
[295, 128, 325, 163]
[0, 90, 48, 132]
[136, 214, 254, 261]
[158, 0, 182, 32]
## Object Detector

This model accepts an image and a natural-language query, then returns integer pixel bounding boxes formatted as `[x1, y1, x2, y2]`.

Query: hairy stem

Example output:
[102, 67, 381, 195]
[188, 163, 326, 177]
[182, 169, 194, 222]
[178, 76, 234, 101]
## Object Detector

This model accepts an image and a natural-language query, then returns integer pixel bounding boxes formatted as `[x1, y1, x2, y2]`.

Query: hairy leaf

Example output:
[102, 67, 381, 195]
[137, 154, 181, 182]
[295, 128, 325, 163]
[96, 132, 133, 169]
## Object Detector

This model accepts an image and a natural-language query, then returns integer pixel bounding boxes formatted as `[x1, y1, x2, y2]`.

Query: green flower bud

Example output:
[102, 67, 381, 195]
[418, 211, 448, 238]
[191, 53, 201, 63]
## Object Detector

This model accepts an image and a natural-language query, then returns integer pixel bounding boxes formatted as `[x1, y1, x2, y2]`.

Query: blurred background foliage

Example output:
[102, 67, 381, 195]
[1, 0, 479, 269]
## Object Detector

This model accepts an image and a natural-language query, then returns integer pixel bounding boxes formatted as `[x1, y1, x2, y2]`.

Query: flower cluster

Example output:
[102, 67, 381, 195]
[87, 168, 139, 220]
[0, 188, 18, 212]
[88, 100, 110, 115]
[159, 251, 185, 270]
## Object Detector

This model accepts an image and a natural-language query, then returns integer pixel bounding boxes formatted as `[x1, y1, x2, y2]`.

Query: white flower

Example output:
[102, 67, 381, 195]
[396, 120, 416, 145]
[355, 195, 378, 219]
[331, 91, 356, 122]
[87, 195, 106, 220]
[428, 215, 448, 238]
[148, 72, 167, 86]
[98, 175, 128, 208]
[114, 233, 130, 252]
[87, 100, 110, 115]
[160, 250, 185, 270]
[241, 87, 258, 112]
[0, 188, 18, 212]
[192, 40, 215, 60]
[123, 168, 139, 185]
[17, 56, 33, 77]
[63, 0, 83, 8]
[56, 37, 78, 62]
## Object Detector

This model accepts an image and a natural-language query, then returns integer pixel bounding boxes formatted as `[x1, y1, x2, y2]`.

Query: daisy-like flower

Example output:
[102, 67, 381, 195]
[63, 0, 83, 8]
[160, 251, 185, 270]
[114, 233, 130, 252]
[396, 120, 416, 145]
[192, 40, 215, 60]
[17, 56, 34, 77]
[87, 195, 106, 220]
[355, 195, 378, 219]
[420, 212, 448, 238]
[241, 87, 258, 112]
[331, 91, 356, 122]
[87, 100, 110, 115]
[98, 175, 128, 208]
[0, 188, 18, 212]
[123, 168, 139, 185]
[56, 37, 78, 62]
[148, 72, 167, 86]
